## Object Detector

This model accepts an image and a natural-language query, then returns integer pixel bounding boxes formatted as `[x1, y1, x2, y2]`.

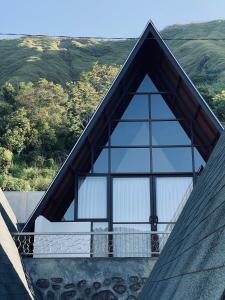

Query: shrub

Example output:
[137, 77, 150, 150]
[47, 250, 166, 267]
[0, 175, 31, 191]
[0, 147, 13, 175]
[29, 176, 52, 190]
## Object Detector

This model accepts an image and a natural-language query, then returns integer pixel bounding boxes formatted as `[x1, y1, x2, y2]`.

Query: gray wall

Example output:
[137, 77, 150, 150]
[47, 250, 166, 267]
[140, 131, 225, 300]
[0, 189, 34, 299]
[24, 257, 157, 300]
[4, 191, 44, 223]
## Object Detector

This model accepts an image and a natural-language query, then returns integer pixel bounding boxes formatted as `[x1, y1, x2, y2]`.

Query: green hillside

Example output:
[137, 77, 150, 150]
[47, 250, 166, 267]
[1, 20, 225, 92]
[163, 20, 225, 91]
[1, 20, 225, 191]
[0, 37, 135, 86]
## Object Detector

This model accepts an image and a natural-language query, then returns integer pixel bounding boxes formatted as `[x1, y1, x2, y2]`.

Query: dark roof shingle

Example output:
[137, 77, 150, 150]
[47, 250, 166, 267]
[140, 131, 225, 300]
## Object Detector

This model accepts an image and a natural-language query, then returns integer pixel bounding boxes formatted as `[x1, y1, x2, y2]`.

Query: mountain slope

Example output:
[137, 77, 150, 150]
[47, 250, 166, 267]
[0, 20, 225, 91]
[0, 38, 135, 86]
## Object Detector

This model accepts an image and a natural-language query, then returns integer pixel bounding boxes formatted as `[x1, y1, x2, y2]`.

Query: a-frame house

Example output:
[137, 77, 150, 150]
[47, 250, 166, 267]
[23, 21, 223, 237]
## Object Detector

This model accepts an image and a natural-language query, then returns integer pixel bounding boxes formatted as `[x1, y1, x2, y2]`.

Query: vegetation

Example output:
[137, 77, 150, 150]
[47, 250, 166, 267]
[0, 63, 119, 190]
[1, 20, 225, 190]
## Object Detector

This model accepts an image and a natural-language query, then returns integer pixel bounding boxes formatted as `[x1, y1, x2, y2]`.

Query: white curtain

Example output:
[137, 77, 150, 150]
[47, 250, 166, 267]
[78, 177, 107, 218]
[113, 177, 150, 222]
[156, 177, 192, 223]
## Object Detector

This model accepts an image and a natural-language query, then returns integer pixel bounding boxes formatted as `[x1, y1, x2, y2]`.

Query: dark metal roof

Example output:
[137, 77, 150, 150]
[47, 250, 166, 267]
[140, 130, 225, 300]
[23, 21, 223, 232]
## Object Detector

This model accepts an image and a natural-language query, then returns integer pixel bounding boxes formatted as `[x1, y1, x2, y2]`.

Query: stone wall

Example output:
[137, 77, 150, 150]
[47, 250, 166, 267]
[24, 257, 157, 300]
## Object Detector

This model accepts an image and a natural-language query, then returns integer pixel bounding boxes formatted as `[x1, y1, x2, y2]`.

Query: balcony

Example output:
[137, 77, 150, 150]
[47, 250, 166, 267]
[12, 230, 171, 258]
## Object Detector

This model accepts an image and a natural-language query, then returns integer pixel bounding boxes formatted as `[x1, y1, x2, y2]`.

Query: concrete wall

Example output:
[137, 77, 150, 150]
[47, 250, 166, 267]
[4, 191, 44, 223]
[0, 189, 34, 299]
[24, 257, 157, 300]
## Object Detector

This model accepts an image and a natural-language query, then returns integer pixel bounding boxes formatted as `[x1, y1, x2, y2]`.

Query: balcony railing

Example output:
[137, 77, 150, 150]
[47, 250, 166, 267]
[12, 231, 171, 258]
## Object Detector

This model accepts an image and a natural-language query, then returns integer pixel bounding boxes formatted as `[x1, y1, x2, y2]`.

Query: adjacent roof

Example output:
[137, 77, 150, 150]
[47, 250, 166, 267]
[23, 21, 223, 231]
[0, 189, 33, 299]
[140, 130, 225, 299]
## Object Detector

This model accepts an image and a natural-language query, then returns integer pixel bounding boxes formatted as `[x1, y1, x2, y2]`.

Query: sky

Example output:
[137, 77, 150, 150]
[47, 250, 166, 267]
[1, 0, 225, 38]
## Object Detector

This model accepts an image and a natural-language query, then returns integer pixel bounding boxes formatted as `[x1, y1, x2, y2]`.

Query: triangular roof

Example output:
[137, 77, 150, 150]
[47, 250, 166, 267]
[23, 21, 223, 231]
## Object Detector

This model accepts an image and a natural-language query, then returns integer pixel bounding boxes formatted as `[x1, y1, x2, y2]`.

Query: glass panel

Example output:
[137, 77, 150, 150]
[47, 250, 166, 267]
[61, 201, 74, 221]
[152, 148, 193, 172]
[152, 121, 191, 145]
[113, 224, 151, 257]
[113, 177, 150, 222]
[111, 148, 150, 173]
[156, 177, 193, 224]
[194, 147, 205, 172]
[92, 223, 108, 257]
[78, 176, 107, 218]
[111, 122, 149, 146]
[93, 148, 108, 173]
[137, 74, 158, 93]
[121, 95, 149, 119]
[151, 95, 175, 119]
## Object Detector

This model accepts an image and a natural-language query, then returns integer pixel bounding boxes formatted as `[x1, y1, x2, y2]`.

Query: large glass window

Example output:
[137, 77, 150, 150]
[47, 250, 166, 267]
[152, 147, 192, 172]
[137, 75, 158, 93]
[121, 95, 149, 120]
[194, 147, 205, 172]
[93, 148, 108, 173]
[78, 176, 107, 218]
[113, 177, 150, 222]
[152, 121, 191, 145]
[156, 177, 193, 224]
[92, 222, 108, 257]
[113, 224, 151, 257]
[151, 95, 175, 119]
[111, 148, 150, 173]
[62, 201, 74, 221]
[111, 122, 149, 146]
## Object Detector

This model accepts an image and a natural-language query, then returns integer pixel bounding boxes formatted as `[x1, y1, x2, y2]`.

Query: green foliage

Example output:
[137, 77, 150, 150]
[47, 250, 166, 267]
[212, 90, 225, 125]
[0, 175, 31, 191]
[67, 62, 120, 131]
[0, 63, 120, 190]
[0, 37, 134, 87]
[1, 20, 225, 190]
[0, 147, 13, 175]
[2, 108, 31, 154]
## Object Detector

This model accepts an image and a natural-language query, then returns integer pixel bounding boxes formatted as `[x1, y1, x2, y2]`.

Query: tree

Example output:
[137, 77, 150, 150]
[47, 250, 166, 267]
[0, 147, 13, 175]
[67, 62, 120, 129]
[212, 90, 225, 125]
[65, 63, 120, 151]
[2, 108, 31, 154]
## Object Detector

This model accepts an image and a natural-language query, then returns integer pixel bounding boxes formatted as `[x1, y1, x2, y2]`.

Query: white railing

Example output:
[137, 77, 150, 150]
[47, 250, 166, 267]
[12, 231, 171, 258]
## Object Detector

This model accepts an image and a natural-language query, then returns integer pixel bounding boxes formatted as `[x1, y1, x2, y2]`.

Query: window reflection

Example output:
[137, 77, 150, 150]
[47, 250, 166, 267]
[93, 148, 108, 173]
[113, 224, 151, 257]
[92, 223, 108, 257]
[194, 147, 205, 172]
[137, 75, 158, 93]
[111, 148, 150, 173]
[62, 201, 74, 221]
[151, 95, 175, 119]
[152, 121, 191, 145]
[121, 95, 149, 119]
[111, 122, 149, 146]
[152, 147, 192, 172]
